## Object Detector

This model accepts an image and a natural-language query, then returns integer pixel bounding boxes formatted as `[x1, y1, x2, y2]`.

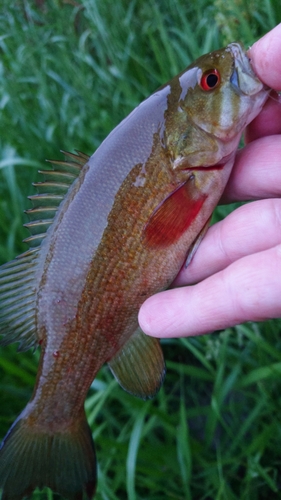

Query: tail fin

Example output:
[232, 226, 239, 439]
[0, 410, 96, 500]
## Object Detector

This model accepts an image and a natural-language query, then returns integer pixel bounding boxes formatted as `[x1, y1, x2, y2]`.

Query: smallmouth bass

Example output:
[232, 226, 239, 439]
[0, 43, 269, 499]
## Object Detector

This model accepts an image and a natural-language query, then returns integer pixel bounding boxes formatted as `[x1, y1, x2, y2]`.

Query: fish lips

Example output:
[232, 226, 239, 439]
[228, 42, 265, 96]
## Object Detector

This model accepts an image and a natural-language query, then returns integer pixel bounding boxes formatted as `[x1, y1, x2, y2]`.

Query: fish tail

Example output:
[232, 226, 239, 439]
[0, 409, 96, 500]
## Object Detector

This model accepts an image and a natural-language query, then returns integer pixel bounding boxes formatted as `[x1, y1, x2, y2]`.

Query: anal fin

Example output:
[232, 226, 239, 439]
[108, 327, 165, 400]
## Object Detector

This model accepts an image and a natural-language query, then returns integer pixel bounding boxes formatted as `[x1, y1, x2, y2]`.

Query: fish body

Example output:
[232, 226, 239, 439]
[0, 43, 269, 499]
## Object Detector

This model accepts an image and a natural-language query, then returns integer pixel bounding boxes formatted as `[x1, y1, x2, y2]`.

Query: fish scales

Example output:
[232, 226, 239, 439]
[34, 144, 187, 422]
[0, 43, 269, 499]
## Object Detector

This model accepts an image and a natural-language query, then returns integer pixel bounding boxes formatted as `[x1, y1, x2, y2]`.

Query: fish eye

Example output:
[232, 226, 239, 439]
[200, 69, 220, 91]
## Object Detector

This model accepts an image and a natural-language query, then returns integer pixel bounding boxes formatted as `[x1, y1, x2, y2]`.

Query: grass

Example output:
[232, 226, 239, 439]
[0, 0, 281, 499]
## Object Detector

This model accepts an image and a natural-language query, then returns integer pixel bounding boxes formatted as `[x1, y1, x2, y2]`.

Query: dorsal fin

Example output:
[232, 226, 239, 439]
[0, 248, 40, 351]
[0, 151, 90, 351]
[24, 150, 89, 248]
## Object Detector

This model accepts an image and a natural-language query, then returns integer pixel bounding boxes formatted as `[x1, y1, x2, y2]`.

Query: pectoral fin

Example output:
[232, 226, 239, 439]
[108, 327, 165, 400]
[185, 216, 211, 268]
[144, 177, 207, 248]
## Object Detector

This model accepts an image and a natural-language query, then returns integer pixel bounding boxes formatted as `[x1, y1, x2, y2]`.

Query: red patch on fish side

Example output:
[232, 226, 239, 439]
[144, 179, 207, 248]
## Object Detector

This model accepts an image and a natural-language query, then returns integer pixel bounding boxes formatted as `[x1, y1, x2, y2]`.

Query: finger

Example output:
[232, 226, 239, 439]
[248, 23, 281, 90]
[173, 198, 281, 287]
[221, 135, 281, 203]
[139, 244, 281, 338]
[245, 92, 281, 143]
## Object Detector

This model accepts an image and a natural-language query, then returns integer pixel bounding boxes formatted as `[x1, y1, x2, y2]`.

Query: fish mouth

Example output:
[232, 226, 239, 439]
[175, 152, 234, 172]
[228, 42, 264, 96]
[180, 165, 224, 172]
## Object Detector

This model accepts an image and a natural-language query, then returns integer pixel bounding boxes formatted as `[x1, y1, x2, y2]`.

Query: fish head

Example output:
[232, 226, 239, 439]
[144, 44, 269, 249]
[177, 42, 269, 143]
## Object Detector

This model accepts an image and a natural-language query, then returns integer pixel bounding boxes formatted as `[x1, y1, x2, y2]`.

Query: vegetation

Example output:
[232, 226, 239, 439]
[0, 0, 281, 498]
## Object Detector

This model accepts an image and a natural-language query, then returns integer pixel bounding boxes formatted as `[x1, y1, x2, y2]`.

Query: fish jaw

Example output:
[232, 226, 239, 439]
[228, 42, 264, 96]
[227, 42, 270, 127]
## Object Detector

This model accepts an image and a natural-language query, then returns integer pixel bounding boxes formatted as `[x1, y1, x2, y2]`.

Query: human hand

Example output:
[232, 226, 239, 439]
[139, 24, 281, 338]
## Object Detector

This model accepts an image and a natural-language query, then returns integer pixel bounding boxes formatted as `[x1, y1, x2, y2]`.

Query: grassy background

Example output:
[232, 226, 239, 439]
[0, 0, 281, 499]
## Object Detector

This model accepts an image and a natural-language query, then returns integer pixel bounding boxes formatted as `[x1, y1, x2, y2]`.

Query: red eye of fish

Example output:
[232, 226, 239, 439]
[200, 69, 220, 91]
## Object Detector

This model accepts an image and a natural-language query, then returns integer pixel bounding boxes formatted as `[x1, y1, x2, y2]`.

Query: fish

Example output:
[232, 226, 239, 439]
[0, 42, 269, 500]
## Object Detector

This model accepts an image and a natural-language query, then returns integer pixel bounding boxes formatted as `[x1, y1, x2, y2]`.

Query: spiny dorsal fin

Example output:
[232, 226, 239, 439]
[0, 151, 90, 351]
[24, 150, 90, 248]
